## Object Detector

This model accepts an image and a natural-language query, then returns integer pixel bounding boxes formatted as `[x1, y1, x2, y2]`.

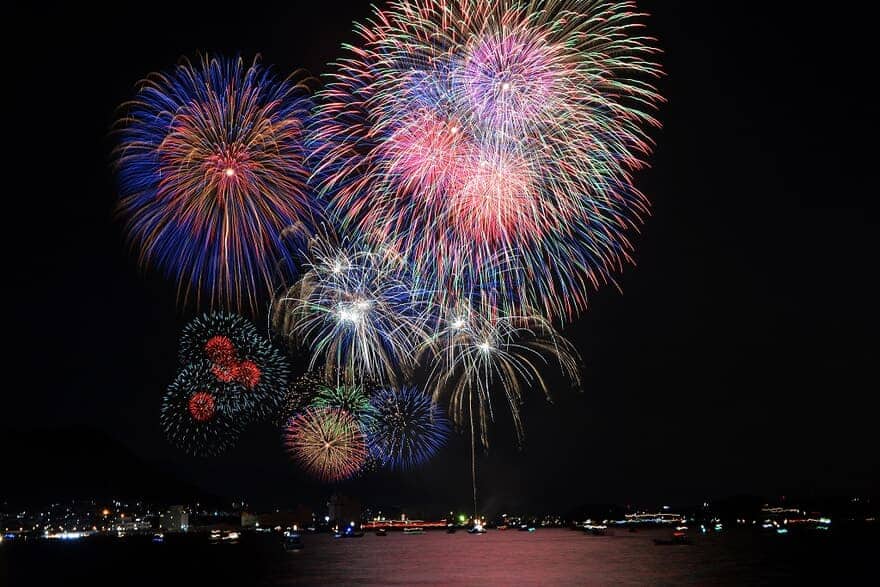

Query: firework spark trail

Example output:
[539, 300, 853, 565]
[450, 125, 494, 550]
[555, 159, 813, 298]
[114, 54, 322, 312]
[310, 0, 662, 321]
[421, 301, 581, 449]
[419, 299, 580, 515]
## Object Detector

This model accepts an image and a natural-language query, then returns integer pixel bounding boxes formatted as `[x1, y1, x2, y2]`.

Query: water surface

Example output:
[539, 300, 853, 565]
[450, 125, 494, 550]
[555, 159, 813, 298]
[2, 528, 873, 585]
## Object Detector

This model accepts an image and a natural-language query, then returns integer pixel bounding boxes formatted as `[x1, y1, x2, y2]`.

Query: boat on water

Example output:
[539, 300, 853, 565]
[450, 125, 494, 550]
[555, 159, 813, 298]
[403, 527, 425, 535]
[151, 533, 164, 544]
[519, 524, 536, 532]
[375, 528, 388, 536]
[446, 524, 457, 534]
[283, 531, 304, 551]
[654, 529, 690, 545]
[583, 524, 608, 536]
[209, 529, 240, 544]
[467, 524, 486, 534]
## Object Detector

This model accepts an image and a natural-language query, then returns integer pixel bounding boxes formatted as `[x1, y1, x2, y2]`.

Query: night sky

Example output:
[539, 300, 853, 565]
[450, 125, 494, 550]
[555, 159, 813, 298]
[6, 1, 877, 514]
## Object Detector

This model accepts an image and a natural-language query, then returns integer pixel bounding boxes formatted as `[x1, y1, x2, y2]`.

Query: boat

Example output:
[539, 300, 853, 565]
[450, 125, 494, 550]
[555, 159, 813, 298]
[283, 531, 304, 550]
[375, 528, 388, 536]
[403, 527, 425, 535]
[519, 524, 536, 532]
[654, 530, 690, 545]
[446, 524, 457, 534]
[583, 524, 608, 536]
[210, 529, 240, 544]
[343, 527, 364, 538]
[151, 533, 164, 544]
[467, 524, 486, 534]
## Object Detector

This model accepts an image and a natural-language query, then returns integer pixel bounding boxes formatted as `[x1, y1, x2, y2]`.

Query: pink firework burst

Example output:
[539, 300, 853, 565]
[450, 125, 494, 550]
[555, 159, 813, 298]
[311, 0, 663, 320]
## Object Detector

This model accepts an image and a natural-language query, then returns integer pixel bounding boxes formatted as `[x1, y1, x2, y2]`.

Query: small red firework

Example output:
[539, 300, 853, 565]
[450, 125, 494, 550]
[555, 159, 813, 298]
[204, 335, 237, 367]
[235, 360, 261, 389]
[188, 391, 216, 422]
[211, 362, 239, 383]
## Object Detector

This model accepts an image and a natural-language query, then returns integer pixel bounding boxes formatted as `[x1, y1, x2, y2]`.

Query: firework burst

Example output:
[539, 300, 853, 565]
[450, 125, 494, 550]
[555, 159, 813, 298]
[311, 383, 379, 433]
[179, 312, 289, 421]
[114, 54, 321, 312]
[311, 0, 662, 320]
[161, 362, 244, 456]
[372, 387, 450, 470]
[422, 301, 580, 448]
[283, 407, 367, 482]
[166, 359, 251, 415]
[273, 233, 432, 385]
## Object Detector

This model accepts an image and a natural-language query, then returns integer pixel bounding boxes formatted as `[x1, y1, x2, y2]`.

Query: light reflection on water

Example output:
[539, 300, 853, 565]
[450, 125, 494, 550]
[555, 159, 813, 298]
[4, 527, 872, 586]
[268, 528, 794, 585]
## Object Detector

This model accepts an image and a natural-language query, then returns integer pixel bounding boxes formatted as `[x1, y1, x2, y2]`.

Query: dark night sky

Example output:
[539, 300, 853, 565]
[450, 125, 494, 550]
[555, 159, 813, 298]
[6, 1, 877, 514]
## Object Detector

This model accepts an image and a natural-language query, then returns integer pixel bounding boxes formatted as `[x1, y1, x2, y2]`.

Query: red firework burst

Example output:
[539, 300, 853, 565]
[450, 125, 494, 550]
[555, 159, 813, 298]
[188, 391, 216, 422]
[235, 360, 262, 389]
[204, 335, 237, 367]
[211, 363, 239, 383]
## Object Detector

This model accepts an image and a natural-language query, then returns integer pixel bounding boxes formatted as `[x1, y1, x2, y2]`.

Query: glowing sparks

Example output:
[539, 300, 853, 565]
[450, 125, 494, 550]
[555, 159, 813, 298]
[422, 302, 581, 448]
